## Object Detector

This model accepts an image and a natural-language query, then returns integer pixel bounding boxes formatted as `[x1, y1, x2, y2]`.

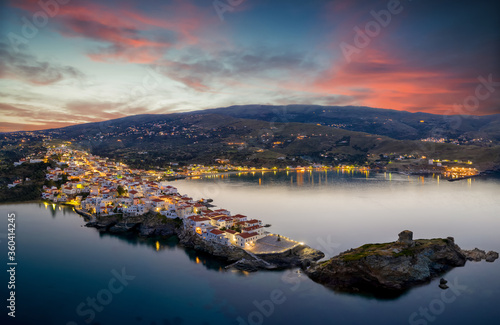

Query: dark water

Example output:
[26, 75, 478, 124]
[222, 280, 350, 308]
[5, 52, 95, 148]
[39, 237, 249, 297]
[1, 171, 499, 325]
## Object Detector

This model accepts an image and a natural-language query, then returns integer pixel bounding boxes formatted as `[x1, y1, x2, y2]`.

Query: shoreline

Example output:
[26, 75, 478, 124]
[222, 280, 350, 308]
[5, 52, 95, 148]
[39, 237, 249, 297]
[6, 201, 498, 296]
[81, 211, 324, 271]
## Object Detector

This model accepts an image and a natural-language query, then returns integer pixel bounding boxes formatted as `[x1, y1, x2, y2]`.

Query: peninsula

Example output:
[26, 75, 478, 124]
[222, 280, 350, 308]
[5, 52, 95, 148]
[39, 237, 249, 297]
[38, 145, 324, 269]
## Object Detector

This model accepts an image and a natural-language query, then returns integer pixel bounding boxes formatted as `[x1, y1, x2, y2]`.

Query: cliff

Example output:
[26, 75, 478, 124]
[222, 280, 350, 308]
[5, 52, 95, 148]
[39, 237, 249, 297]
[85, 212, 181, 237]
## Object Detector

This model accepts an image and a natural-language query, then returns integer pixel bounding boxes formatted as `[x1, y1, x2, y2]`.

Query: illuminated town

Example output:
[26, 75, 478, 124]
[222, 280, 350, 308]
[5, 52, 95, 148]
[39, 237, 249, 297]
[33, 146, 304, 253]
[3, 144, 474, 256]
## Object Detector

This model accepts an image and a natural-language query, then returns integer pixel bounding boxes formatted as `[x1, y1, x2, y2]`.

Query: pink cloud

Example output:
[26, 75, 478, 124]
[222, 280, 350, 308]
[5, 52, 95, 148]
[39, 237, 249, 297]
[279, 30, 486, 114]
[11, 0, 214, 64]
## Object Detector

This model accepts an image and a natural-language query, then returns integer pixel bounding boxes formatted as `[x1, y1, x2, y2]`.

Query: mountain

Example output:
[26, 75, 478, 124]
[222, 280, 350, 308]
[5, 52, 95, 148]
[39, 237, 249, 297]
[20, 108, 499, 170]
[201, 105, 500, 143]
[2, 105, 499, 170]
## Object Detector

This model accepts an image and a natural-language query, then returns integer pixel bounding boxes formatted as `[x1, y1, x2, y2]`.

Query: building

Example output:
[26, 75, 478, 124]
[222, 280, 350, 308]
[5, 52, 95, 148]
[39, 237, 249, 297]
[236, 232, 259, 248]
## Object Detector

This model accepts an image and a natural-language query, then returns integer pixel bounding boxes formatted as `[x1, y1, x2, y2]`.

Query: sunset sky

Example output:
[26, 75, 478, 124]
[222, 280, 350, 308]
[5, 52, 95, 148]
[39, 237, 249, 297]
[1, 0, 499, 132]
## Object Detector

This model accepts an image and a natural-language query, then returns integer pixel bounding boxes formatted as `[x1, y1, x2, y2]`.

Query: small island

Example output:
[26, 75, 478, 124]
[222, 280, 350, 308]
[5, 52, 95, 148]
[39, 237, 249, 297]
[305, 230, 498, 296]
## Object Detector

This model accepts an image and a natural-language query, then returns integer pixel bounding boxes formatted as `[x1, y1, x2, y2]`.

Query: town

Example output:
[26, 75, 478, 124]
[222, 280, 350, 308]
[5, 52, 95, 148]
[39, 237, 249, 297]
[35, 146, 301, 253]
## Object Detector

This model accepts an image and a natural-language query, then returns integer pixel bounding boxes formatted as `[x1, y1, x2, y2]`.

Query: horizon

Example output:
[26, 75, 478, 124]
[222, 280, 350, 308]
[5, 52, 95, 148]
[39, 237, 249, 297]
[1, 0, 500, 132]
[2, 103, 500, 133]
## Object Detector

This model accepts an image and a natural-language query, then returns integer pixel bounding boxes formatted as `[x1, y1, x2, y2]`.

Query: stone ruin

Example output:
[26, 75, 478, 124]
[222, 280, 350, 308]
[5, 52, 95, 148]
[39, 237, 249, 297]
[397, 230, 414, 246]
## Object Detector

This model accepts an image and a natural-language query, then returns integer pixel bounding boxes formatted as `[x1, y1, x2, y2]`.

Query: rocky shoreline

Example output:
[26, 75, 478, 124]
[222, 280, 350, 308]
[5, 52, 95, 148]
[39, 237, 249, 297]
[80, 214, 497, 295]
[83, 211, 324, 271]
[305, 230, 498, 296]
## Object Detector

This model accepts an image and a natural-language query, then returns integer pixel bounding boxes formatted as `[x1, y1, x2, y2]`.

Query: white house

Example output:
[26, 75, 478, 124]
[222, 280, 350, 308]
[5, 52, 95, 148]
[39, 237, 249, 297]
[236, 232, 259, 248]
[176, 203, 194, 219]
[151, 199, 166, 211]
[224, 229, 238, 244]
[187, 215, 211, 228]
[207, 229, 229, 245]
[62, 186, 77, 195]
[160, 206, 178, 219]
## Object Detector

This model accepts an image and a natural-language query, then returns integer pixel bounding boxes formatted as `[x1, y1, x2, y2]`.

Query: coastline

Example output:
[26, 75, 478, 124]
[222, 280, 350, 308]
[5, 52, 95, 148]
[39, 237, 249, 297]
[80, 210, 325, 271]
[5, 201, 498, 296]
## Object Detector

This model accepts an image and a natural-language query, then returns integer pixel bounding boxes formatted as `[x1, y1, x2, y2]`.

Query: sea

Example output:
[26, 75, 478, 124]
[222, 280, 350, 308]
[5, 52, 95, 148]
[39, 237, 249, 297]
[1, 170, 499, 325]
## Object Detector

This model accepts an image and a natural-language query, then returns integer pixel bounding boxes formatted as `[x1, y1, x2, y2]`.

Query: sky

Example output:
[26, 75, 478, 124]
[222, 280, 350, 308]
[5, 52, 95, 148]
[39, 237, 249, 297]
[0, 0, 499, 132]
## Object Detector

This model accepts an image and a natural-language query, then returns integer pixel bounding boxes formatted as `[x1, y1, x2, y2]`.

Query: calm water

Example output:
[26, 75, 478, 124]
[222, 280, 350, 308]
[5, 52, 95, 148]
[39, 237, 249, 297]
[1, 171, 500, 325]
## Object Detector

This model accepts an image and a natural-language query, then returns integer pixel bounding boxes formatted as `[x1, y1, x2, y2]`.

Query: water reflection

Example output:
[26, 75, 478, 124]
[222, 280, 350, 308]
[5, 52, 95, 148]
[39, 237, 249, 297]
[39, 202, 76, 218]
[184, 248, 229, 272]
[191, 170, 422, 188]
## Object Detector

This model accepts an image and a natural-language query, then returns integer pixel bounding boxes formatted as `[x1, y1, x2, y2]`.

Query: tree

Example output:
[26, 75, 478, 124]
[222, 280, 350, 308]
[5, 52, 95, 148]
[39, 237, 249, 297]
[117, 185, 126, 196]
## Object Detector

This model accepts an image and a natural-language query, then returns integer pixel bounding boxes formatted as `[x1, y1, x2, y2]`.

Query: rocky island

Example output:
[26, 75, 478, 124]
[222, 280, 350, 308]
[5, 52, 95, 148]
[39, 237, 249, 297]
[305, 230, 498, 296]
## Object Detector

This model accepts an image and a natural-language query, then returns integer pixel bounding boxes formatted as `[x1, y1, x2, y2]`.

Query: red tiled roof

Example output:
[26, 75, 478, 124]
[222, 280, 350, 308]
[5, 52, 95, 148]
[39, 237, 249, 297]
[243, 225, 262, 232]
[187, 216, 210, 222]
[236, 232, 258, 239]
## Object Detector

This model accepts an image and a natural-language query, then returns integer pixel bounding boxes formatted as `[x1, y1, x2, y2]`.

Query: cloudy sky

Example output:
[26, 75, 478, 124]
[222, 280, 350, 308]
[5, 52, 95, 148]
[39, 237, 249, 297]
[1, 0, 499, 132]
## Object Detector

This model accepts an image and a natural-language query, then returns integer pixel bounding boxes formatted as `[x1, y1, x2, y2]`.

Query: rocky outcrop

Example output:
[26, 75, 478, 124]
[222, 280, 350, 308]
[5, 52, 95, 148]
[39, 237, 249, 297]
[305, 231, 498, 295]
[84, 212, 324, 270]
[86, 213, 181, 237]
[462, 248, 499, 262]
[177, 228, 248, 262]
[109, 222, 141, 233]
[86, 220, 117, 231]
[259, 246, 325, 269]
[226, 245, 325, 272]
[137, 214, 179, 237]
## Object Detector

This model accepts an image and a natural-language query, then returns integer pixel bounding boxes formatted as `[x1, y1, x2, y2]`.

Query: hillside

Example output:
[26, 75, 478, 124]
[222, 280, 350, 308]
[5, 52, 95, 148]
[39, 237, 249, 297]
[202, 105, 500, 144]
[14, 111, 499, 170]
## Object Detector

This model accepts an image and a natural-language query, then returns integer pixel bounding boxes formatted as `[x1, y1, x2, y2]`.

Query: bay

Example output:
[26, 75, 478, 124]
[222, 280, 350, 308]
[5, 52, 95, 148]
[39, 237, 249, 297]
[2, 171, 499, 325]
